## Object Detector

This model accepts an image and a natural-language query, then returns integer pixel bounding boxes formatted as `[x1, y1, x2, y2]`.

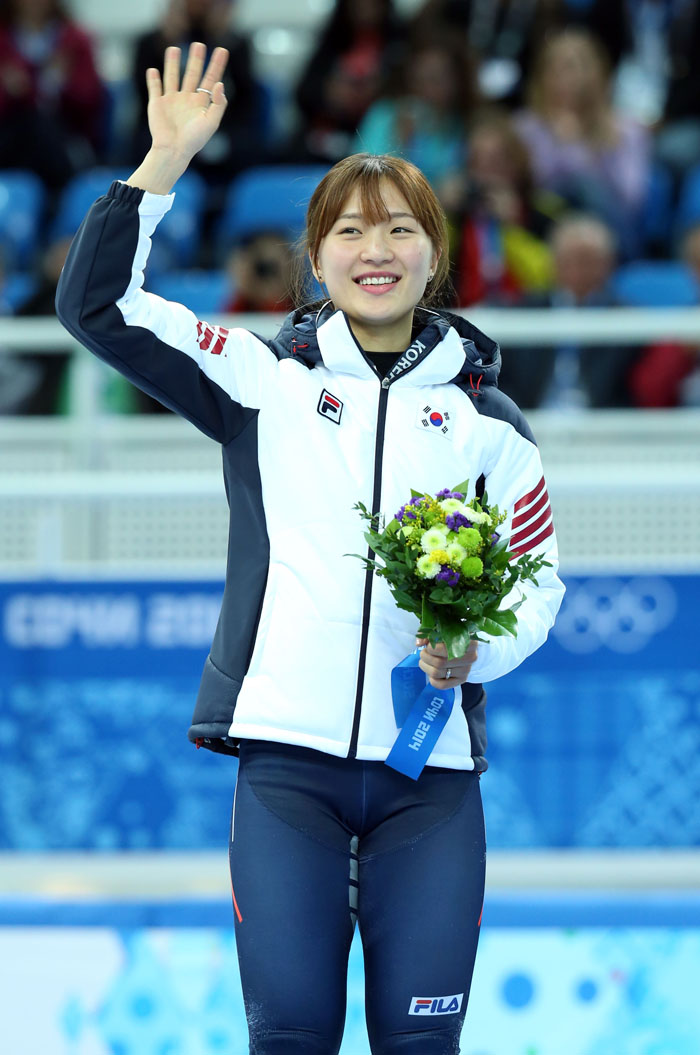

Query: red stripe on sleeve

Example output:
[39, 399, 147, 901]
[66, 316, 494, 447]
[511, 487, 550, 531]
[511, 520, 554, 557]
[511, 506, 552, 549]
[197, 321, 214, 351]
[514, 476, 545, 514]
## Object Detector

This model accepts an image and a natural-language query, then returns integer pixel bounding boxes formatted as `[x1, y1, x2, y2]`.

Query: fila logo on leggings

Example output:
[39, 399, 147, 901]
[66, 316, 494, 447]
[409, 994, 463, 1015]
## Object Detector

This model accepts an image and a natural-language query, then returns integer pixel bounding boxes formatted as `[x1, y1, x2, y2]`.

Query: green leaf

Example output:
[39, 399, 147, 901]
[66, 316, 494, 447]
[481, 607, 518, 634]
[479, 615, 517, 638]
[421, 595, 436, 631]
[437, 618, 474, 660]
[428, 587, 457, 604]
[451, 478, 471, 498]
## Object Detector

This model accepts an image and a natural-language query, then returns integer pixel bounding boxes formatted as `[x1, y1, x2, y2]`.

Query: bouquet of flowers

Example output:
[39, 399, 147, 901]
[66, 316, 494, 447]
[352, 479, 550, 661]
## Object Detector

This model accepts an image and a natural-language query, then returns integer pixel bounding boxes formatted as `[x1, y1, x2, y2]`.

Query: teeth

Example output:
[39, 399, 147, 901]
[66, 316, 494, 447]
[358, 276, 398, 286]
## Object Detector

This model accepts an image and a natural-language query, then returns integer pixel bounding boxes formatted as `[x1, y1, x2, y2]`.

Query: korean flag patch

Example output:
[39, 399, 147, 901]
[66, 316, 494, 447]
[416, 403, 451, 437]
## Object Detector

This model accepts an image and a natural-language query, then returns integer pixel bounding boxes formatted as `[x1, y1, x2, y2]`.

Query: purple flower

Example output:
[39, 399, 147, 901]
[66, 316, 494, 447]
[409, 496, 423, 506]
[436, 565, 460, 585]
[436, 488, 465, 500]
[446, 512, 472, 531]
[491, 532, 500, 544]
[395, 504, 406, 521]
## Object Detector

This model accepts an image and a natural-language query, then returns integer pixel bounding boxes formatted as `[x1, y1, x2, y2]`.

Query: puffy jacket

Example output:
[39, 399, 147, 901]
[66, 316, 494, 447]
[56, 181, 565, 771]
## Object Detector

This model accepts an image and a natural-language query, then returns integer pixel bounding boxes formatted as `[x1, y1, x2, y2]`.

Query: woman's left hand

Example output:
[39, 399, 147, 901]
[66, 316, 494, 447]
[416, 637, 478, 689]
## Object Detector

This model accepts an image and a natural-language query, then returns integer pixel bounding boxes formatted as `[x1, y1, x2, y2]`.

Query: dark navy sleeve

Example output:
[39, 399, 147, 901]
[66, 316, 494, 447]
[56, 181, 275, 443]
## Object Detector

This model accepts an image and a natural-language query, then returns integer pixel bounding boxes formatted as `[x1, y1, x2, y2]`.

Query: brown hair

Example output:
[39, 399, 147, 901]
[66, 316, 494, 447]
[295, 153, 451, 308]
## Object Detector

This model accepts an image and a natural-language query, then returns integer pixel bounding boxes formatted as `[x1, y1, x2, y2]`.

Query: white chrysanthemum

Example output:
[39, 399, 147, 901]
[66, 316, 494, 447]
[438, 498, 467, 515]
[445, 541, 467, 564]
[416, 554, 440, 578]
[421, 527, 449, 553]
[464, 506, 490, 524]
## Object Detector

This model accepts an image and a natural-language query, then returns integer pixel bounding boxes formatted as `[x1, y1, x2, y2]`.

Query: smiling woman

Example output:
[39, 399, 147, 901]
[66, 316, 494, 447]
[54, 41, 565, 1055]
[305, 155, 448, 351]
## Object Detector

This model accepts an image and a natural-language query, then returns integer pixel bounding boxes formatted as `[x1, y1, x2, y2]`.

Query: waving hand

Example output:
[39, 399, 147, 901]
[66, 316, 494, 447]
[127, 42, 229, 195]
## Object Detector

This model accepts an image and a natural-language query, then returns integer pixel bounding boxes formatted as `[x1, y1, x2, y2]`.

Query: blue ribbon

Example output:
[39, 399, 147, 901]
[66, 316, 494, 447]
[384, 650, 454, 780]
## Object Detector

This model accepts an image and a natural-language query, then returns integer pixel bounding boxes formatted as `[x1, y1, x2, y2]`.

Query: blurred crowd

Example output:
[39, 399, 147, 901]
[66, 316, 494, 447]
[2, 0, 700, 412]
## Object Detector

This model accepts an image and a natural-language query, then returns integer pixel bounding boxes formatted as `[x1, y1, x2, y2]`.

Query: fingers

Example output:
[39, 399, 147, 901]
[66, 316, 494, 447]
[199, 46, 229, 91]
[416, 638, 479, 688]
[180, 41, 207, 94]
[145, 66, 162, 103]
[162, 45, 181, 94]
[159, 42, 229, 98]
[207, 81, 228, 116]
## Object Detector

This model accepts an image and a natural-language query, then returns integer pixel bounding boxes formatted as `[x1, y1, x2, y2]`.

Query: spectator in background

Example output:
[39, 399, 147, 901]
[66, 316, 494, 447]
[628, 221, 700, 407]
[408, 0, 563, 107]
[499, 214, 641, 408]
[513, 27, 651, 258]
[129, 0, 263, 185]
[223, 231, 294, 314]
[0, 0, 105, 190]
[0, 235, 71, 414]
[293, 0, 405, 164]
[444, 108, 564, 306]
[356, 33, 478, 189]
[656, 1, 700, 179]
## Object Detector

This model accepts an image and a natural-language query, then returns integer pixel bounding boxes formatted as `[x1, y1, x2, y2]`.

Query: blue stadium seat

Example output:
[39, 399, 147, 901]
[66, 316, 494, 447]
[640, 160, 674, 252]
[147, 269, 230, 316]
[611, 260, 700, 307]
[51, 168, 132, 240]
[0, 170, 46, 269]
[218, 165, 329, 250]
[53, 168, 207, 267]
[0, 272, 37, 313]
[676, 162, 700, 236]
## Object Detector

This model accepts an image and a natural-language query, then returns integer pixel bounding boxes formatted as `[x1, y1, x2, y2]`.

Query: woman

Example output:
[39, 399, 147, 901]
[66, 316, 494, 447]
[445, 107, 563, 305]
[513, 27, 650, 258]
[56, 44, 564, 1055]
[0, 0, 105, 187]
[356, 32, 478, 189]
[293, 0, 405, 163]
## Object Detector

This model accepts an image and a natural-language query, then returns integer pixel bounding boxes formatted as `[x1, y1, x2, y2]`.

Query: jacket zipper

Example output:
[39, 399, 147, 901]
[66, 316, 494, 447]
[347, 343, 440, 759]
[348, 373, 391, 758]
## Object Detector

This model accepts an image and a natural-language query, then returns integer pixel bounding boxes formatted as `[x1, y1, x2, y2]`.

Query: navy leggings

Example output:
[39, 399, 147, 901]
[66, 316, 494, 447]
[229, 739, 485, 1055]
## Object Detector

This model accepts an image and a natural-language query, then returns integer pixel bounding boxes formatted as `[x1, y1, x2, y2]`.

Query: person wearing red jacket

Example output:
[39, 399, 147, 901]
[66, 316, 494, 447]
[0, 0, 105, 189]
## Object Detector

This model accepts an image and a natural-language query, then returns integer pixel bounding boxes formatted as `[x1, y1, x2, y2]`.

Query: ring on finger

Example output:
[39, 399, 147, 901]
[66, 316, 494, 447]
[196, 87, 213, 98]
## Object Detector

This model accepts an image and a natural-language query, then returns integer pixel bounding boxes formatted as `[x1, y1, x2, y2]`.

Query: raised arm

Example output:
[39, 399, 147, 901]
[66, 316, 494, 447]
[55, 43, 278, 442]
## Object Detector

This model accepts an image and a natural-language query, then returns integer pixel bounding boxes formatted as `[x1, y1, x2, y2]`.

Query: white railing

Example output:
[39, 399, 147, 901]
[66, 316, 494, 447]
[3, 308, 700, 418]
[2, 312, 700, 575]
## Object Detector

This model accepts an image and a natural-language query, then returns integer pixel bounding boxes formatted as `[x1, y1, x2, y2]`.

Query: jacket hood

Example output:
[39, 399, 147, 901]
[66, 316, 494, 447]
[271, 304, 502, 387]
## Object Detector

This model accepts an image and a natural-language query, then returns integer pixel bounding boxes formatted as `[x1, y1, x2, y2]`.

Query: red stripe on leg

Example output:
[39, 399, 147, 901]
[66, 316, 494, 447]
[231, 883, 243, 923]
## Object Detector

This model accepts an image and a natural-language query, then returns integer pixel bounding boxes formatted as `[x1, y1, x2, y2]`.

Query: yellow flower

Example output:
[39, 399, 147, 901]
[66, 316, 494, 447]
[430, 548, 450, 564]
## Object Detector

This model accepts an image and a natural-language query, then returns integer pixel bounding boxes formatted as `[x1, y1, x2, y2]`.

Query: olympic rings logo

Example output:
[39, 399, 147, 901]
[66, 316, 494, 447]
[552, 577, 677, 654]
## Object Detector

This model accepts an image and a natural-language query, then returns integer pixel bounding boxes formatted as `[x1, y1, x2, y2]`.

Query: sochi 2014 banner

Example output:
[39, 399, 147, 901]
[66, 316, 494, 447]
[0, 576, 698, 849]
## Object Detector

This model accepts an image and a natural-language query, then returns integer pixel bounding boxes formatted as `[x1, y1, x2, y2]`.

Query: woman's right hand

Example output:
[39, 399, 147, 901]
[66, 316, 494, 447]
[147, 42, 228, 163]
[127, 42, 228, 194]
